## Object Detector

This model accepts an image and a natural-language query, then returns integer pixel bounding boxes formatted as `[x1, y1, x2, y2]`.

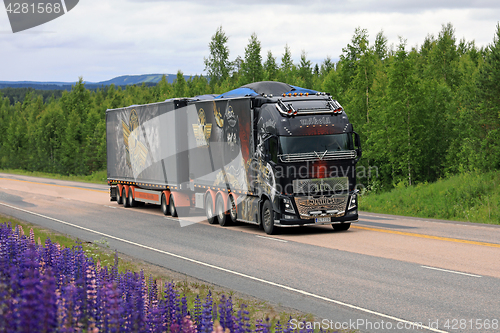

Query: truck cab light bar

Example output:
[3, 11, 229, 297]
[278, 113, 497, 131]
[276, 97, 344, 116]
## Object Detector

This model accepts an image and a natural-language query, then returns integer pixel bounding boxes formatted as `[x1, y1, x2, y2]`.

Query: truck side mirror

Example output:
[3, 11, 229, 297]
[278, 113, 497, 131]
[354, 132, 361, 148]
[354, 132, 362, 162]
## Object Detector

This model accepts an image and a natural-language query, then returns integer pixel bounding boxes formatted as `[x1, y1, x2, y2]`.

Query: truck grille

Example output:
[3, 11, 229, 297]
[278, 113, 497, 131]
[294, 195, 348, 219]
[293, 177, 349, 194]
[279, 150, 357, 163]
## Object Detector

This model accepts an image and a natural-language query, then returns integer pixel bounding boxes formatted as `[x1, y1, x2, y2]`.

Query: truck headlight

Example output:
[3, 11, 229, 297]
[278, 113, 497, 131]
[348, 194, 357, 210]
[283, 197, 296, 214]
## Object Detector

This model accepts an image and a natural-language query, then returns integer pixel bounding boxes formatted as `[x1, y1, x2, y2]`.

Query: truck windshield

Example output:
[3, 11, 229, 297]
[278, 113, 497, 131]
[280, 134, 353, 155]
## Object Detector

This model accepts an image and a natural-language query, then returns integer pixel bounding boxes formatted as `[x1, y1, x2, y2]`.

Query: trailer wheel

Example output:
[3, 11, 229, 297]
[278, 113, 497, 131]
[216, 194, 229, 227]
[261, 200, 276, 235]
[127, 189, 136, 207]
[229, 195, 237, 224]
[205, 194, 217, 224]
[161, 193, 169, 215]
[169, 194, 178, 217]
[117, 187, 123, 205]
[332, 223, 351, 231]
[122, 188, 129, 208]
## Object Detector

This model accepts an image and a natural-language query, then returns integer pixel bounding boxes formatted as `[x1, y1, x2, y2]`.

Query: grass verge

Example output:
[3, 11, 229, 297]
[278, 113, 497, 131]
[360, 171, 500, 225]
[0, 213, 322, 331]
[0, 169, 108, 185]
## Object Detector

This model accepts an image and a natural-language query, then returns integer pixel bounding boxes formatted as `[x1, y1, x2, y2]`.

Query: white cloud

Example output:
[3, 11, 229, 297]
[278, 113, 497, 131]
[0, 0, 498, 82]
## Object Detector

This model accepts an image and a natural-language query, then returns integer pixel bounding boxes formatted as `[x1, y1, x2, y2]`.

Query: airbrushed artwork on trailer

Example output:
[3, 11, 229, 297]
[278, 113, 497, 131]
[187, 99, 252, 193]
[107, 97, 277, 208]
[106, 101, 186, 185]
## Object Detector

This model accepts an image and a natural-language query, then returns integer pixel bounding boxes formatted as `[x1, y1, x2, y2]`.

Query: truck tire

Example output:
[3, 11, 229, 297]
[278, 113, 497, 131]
[332, 223, 351, 231]
[205, 194, 217, 224]
[117, 187, 123, 205]
[169, 194, 178, 217]
[261, 200, 276, 235]
[127, 189, 136, 207]
[216, 194, 230, 227]
[161, 193, 169, 215]
[122, 188, 129, 208]
[229, 195, 237, 224]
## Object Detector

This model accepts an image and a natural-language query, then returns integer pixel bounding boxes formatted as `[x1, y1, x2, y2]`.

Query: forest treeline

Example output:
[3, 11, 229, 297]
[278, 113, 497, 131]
[0, 23, 499, 191]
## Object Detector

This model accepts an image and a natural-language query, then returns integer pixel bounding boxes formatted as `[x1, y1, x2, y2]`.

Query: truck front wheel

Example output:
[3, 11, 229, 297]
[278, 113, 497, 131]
[229, 195, 237, 224]
[261, 200, 276, 235]
[332, 223, 351, 231]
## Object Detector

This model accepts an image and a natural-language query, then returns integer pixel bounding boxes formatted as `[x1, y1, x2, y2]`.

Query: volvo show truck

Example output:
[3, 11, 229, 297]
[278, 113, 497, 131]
[107, 81, 361, 234]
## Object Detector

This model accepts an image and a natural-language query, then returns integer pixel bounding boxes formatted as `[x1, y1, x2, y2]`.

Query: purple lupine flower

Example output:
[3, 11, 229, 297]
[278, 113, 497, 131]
[28, 228, 35, 244]
[111, 250, 119, 283]
[193, 294, 203, 327]
[17, 246, 45, 333]
[199, 291, 214, 333]
[218, 295, 235, 331]
[58, 282, 79, 333]
[163, 282, 181, 327]
[100, 282, 124, 333]
[85, 264, 98, 327]
[1, 223, 292, 333]
[147, 275, 158, 310]
[146, 305, 166, 333]
[255, 318, 271, 333]
[212, 299, 218, 322]
[275, 320, 284, 333]
[300, 320, 313, 333]
[234, 303, 251, 333]
[39, 267, 58, 332]
[181, 294, 189, 318]
[283, 317, 294, 333]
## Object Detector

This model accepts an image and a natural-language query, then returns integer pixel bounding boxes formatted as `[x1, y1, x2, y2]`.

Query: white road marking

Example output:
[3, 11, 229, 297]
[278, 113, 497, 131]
[105, 205, 117, 209]
[256, 235, 288, 243]
[0, 202, 448, 333]
[421, 265, 482, 278]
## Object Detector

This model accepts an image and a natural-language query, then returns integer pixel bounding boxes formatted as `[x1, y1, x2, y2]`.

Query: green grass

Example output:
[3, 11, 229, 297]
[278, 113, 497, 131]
[0, 213, 323, 331]
[0, 169, 108, 185]
[360, 171, 500, 225]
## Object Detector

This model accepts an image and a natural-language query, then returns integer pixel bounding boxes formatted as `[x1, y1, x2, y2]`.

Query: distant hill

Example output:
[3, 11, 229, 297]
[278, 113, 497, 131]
[0, 73, 195, 91]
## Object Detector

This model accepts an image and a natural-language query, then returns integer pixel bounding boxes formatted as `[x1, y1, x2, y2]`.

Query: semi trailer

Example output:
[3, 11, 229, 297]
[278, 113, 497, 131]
[106, 81, 361, 234]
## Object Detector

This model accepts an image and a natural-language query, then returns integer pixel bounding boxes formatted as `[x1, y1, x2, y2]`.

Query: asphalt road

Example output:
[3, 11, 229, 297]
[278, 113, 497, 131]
[1, 173, 499, 333]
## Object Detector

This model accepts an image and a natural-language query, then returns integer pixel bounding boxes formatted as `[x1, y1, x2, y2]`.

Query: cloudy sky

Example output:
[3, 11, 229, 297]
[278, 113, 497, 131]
[1, 0, 499, 83]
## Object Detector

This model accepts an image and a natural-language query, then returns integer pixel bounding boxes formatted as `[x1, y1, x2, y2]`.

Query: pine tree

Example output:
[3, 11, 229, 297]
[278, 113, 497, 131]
[298, 50, 313, 88]
[174, 70, 187, 97]
[263, 51, 278, 81]
[279, 44, 294, 83]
